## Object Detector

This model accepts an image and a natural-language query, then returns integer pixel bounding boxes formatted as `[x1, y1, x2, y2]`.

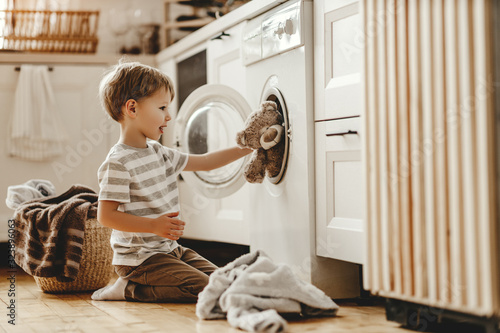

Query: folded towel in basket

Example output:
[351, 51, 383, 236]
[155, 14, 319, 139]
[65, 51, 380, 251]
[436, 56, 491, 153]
[13, 184, 98, 282]
[6, 179, 56, 210]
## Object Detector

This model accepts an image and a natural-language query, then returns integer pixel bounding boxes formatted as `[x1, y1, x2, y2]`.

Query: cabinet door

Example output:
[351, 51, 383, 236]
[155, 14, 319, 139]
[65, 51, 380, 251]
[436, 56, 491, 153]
[0, 64, 116, 241]
[207, 22, 246, 95]
[314, 0, 362, 121]
[315, 118, 365, 264]
[178, 22, 251, 245]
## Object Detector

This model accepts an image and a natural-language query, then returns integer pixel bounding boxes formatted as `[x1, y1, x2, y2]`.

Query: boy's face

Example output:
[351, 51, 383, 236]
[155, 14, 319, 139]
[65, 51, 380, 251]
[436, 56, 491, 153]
[134, 88, 172, 141]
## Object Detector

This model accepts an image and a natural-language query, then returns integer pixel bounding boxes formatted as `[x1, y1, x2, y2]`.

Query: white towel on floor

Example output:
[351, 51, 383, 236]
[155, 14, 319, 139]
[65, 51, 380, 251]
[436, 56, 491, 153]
[7, 65, 66, 161]
[196, 251, 339, 333]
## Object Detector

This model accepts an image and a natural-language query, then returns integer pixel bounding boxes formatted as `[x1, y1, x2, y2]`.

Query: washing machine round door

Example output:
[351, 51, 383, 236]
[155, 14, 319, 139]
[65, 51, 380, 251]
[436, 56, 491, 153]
[174, 84, 252, 198]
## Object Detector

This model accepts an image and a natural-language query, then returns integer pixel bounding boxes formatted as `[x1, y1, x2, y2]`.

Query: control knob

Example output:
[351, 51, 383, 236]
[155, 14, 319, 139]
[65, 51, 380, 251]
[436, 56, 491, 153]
[284, 19, 294, 35]
[274, 19, 294, 39]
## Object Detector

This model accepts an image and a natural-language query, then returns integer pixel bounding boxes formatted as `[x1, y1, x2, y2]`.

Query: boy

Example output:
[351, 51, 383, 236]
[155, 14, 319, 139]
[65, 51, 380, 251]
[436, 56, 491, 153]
[91, 61, 252, 302]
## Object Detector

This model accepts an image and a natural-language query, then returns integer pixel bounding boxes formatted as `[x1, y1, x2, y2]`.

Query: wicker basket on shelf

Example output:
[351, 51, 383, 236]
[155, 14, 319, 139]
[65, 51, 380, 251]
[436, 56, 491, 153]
[0, 10, 100, 53]
[34, 218, 114, 294]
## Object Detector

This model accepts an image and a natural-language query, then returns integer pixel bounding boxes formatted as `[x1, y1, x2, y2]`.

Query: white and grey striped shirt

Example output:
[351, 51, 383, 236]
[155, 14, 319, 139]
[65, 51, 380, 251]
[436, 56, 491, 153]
[98, 140, 188, 266]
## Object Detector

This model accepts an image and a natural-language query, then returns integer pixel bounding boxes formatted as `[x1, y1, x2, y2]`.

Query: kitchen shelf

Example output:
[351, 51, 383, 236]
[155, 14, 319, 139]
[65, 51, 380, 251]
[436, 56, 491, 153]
[163, 0, 216, 46]
[163, 0, 248, 46]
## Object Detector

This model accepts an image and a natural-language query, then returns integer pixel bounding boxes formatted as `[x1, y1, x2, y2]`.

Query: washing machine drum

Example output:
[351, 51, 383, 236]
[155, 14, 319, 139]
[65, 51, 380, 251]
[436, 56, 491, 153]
[174, 84, 252, 198]
[261, 87, 290, 185]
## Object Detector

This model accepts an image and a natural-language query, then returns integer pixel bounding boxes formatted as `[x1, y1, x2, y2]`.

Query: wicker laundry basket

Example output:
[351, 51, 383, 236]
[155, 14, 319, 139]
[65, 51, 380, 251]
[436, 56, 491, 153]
[34, 218, 114, 293]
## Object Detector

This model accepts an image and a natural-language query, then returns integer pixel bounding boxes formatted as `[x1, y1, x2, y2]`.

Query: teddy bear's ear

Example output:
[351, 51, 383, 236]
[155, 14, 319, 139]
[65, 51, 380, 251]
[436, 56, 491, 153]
[262, 101, 278, 112]
[235, 131, 246, 148]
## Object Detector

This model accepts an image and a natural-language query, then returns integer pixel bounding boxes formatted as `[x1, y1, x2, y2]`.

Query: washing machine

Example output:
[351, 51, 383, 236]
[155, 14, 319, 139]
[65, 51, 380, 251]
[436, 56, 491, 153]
[241, 0, 317, 281]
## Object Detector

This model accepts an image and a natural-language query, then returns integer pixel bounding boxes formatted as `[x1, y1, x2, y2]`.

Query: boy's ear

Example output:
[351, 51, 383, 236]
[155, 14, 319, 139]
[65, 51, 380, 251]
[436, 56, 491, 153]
[124, 99, 137, 118]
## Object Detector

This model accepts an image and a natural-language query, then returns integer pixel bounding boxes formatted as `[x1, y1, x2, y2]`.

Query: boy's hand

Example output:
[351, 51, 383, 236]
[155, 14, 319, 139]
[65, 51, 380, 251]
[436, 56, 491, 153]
[152, 212, 185, 240]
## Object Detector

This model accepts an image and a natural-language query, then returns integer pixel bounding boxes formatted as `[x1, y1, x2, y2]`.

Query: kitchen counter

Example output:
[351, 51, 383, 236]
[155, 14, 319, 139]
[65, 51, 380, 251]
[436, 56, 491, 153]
[0, 52, 156, 66]
[156, 0, 287, 62]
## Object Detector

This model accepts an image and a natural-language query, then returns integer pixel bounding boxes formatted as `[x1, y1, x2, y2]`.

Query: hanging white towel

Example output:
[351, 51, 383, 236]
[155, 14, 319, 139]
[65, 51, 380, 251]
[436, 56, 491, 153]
[7, 65, 67, 161]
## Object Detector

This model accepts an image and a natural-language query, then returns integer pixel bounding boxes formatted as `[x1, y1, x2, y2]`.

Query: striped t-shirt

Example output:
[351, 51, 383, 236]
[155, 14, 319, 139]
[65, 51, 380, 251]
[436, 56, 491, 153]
[97, 140, 188, 266]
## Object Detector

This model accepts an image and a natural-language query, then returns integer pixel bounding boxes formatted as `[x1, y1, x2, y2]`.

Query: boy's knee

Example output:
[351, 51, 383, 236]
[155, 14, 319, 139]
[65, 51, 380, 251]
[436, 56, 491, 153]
[186, 273, 209, 296]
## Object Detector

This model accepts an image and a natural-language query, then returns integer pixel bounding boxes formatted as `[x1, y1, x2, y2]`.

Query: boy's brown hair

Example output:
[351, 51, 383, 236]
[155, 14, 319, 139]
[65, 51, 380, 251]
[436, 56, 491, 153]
[99, 60, 175, 122]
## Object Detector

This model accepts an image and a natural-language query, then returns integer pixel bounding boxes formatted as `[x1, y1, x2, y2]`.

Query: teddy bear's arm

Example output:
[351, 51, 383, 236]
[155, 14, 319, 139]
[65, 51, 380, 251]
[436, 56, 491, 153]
[244, 149, 267, 183]
[265, 144, 286, 179]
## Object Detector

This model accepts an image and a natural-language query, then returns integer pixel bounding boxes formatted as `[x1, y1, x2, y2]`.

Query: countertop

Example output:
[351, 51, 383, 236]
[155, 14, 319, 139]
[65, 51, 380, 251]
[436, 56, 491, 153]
[156, 0, 287, 62]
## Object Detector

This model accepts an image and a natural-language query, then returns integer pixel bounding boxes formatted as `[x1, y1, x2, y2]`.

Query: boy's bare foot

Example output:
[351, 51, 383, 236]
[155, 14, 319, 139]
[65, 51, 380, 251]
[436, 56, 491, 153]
[91, 277, 128, 301]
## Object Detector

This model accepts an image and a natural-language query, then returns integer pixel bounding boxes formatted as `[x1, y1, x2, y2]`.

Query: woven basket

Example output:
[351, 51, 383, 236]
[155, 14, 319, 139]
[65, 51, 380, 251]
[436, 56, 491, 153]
[0, 10, 100, 53]
[34, 218, 114, 293]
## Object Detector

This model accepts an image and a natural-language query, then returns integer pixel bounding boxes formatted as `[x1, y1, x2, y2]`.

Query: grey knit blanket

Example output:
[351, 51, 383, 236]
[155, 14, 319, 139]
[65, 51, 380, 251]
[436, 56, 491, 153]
[196, 251, 339, 332]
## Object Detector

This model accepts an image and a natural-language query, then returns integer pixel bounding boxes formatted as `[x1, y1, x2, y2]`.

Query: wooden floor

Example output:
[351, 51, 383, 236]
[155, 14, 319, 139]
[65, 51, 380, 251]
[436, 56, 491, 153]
[0, 267, 417, 333]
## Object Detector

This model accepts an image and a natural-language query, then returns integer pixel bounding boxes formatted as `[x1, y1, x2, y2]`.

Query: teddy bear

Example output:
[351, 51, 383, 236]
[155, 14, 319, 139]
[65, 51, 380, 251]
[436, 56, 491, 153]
[236, 101, 286, 183]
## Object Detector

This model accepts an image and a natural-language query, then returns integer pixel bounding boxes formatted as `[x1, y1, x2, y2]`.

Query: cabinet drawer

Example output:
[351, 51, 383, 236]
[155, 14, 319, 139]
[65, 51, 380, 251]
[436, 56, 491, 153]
[322, 116, 361, 151]
[323, 76, 362, 120]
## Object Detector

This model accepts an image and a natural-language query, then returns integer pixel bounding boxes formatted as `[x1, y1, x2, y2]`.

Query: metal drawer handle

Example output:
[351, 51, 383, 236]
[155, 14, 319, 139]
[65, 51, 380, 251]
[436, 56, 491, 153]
[211, 31, 230, 40]
[326, 130, 358, 137]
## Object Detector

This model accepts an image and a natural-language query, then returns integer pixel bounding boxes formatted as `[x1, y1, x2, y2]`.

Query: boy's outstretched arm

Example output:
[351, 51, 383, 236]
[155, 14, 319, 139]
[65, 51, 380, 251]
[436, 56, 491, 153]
[184, 146, 253, 172]
[98, 200, 185, 240]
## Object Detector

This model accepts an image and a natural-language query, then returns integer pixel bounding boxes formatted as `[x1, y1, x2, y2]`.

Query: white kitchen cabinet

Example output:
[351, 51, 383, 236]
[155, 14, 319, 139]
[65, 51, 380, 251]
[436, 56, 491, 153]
[0, 64, 118, 241]
[314, 0, 362, 121]
[207, 22, 246, 94]
[170, 22, 251, 245]
[314, 0, 365, 264]
[315, 118, 365, 264]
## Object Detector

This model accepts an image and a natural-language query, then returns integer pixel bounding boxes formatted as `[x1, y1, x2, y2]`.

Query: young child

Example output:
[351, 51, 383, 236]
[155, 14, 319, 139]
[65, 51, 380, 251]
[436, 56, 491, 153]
[91, 61, 252, 302]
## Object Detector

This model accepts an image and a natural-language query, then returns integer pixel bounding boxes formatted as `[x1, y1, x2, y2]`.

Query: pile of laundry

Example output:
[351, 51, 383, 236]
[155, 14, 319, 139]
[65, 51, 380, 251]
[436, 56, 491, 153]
[196, 251, 339, 333]
[6, 179, 98, 282]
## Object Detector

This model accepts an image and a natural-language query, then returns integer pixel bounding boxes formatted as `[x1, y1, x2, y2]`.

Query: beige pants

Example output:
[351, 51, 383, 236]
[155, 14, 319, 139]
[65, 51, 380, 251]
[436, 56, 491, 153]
[114, 245, 217, 303]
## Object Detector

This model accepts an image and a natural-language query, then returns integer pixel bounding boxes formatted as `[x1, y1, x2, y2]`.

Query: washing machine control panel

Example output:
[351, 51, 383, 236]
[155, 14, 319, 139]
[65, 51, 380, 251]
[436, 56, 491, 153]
[262, 0, 302, 58]
[242, 0, 303, 65]
[273, 19, 294, 39]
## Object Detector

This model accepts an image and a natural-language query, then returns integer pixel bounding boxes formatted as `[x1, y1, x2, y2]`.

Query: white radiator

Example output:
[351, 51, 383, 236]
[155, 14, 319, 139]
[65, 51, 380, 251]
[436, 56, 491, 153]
[362, 0, 500, 318]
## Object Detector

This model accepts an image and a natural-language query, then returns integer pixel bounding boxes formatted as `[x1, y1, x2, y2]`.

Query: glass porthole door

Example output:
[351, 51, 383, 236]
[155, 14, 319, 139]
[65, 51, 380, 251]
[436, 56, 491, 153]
[174, 84, 252, 198]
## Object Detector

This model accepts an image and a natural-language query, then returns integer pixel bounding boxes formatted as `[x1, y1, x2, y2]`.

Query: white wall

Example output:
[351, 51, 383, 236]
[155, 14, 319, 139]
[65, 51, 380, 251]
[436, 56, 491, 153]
[0, 64, 119, 241]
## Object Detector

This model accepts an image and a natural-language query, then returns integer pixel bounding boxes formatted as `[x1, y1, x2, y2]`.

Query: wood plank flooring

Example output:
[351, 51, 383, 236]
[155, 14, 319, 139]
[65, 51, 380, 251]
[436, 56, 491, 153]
[0, 267, 415, 333]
